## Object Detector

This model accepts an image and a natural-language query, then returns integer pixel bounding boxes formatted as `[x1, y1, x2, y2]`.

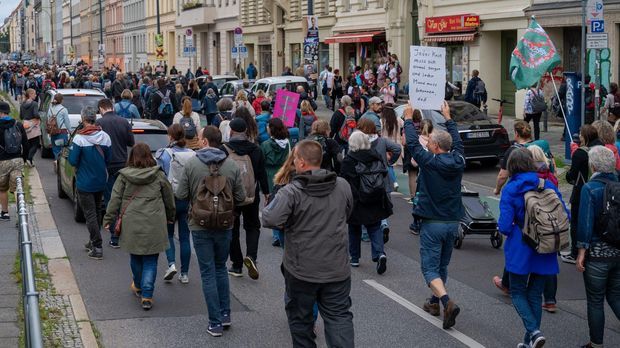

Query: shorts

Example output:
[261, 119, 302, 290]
[0, 158, 24, 192]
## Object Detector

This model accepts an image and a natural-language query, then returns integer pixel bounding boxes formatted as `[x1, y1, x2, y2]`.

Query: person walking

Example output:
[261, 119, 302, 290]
[103, 143, 175, 311]
[173, 97, 202, 150]
[403, 102, 464, 330]
[231, 91, 256, 118]
[380, 103, 404, 191]
[19, 88, 41, 166]
[576, 146, 620, 348]
[256, 100, 272, 144]
[46, 93, 70, 160]
[498, 147, 567, 348]
[307, 120, 341, 173]
[524, 85, 545, 140]
[202, 88, 220, 126]
[0, 101, 28, 221]
[330, 69, 344, 110]
[69, 107, 112, 260]
[246, 62, 258, 80]
[114, 89, 141, 119]
[175, 126, 246, 336]
[96, 98, 136, 248]
[262, 140, 354, 348]
[150, 78, 175, 127]
[156, 124, 196, 284]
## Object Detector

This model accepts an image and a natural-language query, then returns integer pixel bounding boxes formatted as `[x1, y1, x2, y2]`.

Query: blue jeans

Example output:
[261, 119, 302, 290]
[583, 260, 620, 345]
[509, 272, 547, 344]
[51, 133, 68, 159]
[273, 229, 284, 246]
[387, 165, 396, 190]
[130, 254, 159, 299]
[419, 222, 457, 285]
[104, 169, 120, 243]
[349, 222, 384, 262]
[166, 199, 191, 273]
[192, 229, 232, 326]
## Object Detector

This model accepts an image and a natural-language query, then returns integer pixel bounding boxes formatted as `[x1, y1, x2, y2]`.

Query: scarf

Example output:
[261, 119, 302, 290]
[78, 124, 102, 136]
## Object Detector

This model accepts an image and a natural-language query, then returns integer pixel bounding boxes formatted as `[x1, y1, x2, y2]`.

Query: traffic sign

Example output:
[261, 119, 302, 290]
[591, 20, 604, 33]
[185, 28, 193, 37]
[231, 46, 248, 59]
[155, 47, 165, 60]
[587, 33, 608, 49]
[186, 36, 194, 47]
[234, 27, 243, 46]
[183, 46, 196, 57]
[234, 27, 243, 35]
[587, 0, 604, 24]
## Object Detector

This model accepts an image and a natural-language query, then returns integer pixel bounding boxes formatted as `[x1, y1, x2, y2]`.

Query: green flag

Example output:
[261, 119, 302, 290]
[509, 19, 561, 90]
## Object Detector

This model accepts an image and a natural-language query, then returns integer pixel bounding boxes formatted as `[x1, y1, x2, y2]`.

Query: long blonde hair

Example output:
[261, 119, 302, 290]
[274, 149, 296, 186]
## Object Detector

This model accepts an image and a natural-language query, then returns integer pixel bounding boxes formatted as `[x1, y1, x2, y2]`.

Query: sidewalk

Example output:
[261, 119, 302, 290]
[0, 213, 20, 347]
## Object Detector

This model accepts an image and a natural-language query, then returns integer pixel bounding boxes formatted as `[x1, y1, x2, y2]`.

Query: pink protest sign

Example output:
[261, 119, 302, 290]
[273, 90, 300, 128]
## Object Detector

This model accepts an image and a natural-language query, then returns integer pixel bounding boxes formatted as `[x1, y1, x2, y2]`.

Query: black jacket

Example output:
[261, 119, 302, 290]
[223, 135, 270, 196]
[95, 112, 135, 171]
[149, 88, 173, 121]
[340, 149, 392, 225]
[19, 100, 39, 121]
[0, 117, 28, 162]
[199, 82, 220, 100]
[111, 79, 125, 101]
[566, 139, 603, 204]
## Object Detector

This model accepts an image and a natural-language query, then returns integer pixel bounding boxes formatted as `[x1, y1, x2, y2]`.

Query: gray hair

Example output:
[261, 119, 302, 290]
[348, 131, 371, 152]
[81, 106, 98, 124]
[589, 146, 616, 174]
[430, 129, 452, 152]
[341, 95, 353, 107]
[217, 97, 234, 111]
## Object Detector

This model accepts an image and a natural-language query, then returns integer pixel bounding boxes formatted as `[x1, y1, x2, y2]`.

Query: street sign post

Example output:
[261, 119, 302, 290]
[233, 27, 244, 68]
[587, 0, 604, 24]
[587, 33, 608, 49]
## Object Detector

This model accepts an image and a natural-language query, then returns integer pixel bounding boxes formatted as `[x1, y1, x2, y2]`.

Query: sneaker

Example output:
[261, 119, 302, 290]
[164, 264, 177, 282]
[542, 303, 557, 313]
[108, 240, 120, 249]
[228, 267, 243, 277]
[376, 255, 387, 275]
[409, 223, 420, 235]
[88, 248, 103, 260]
[350, 259, 360, 267]
[222, 313, 231, 328]
[393, 182, 399, 192]
[207, 324, 223, 337]
[442, 300, 460, 330]
[141, 298, 152, 311]
[423, 299, 440, 316]
[561, 254, 576, 264]
[382, 226, 390, 244]
[493, 276, 510, 295]
[130, 282, 142, 298]
[178, 273, 189, 284]
[243, 256, 259, 280]
[0, 211, 9, 221]
[517, 344, 529, 348]
[84, 241, 93, 252]
[272, 238, 281, 247]
[361, 232, 370, 242]
[529, 331, 546, 348]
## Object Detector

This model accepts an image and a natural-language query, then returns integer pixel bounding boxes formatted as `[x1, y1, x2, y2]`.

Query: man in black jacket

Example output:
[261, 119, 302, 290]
[223, 118, 269, 280]
[111, 73, 126, 103]
[95, 98, 135, 247]
[199, 75, 220, 100]
[0, 101, 28, 221]
[149, 78, 174, 126]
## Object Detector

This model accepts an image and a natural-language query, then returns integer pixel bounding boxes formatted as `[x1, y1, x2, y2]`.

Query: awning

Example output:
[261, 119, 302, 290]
[325, 31, 385, 44]
[424, 33, 476, 43]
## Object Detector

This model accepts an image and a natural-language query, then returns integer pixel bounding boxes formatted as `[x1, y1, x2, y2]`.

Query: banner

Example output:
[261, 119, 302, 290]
[409, 46, 446, 110]
[273, 90, 300, 128]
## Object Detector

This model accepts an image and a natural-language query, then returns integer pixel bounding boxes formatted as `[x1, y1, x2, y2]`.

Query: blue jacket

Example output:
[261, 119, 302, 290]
[256, 112, 272, 144]
[404, 119, 465, 221]
[114, 100, 141, 119]
[499, 172, 568, 275]
[68, 129, 112, 192]
[577, 172, 618, 249]
[202, 93, 219, 115]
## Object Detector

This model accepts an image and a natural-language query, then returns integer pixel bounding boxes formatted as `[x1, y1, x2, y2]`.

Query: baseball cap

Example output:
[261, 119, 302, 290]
[369, 96, 383, 105]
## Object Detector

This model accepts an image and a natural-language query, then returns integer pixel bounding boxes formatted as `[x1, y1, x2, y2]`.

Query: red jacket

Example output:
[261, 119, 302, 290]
[252, 96, 266, 115]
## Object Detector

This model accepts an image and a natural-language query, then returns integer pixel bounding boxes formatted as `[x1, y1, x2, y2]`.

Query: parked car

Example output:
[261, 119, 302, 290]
[39, 89, 107, 158]
[220, 80, 255, 99]
[56, 119, 169, 222]
[250, 76, 311, 98]
[395, 101, 510, 164]
[196, 74, 239, 90]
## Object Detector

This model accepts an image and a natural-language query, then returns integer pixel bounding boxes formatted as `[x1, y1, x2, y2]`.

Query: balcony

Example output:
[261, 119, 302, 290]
[176, 3, 215, 27]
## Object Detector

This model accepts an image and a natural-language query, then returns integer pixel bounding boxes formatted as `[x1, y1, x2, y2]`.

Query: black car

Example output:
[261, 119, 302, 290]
[396, 101, 510, 165]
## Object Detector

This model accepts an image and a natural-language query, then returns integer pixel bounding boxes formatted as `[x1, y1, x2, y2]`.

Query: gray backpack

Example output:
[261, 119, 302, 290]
[522, 179, 570, 254]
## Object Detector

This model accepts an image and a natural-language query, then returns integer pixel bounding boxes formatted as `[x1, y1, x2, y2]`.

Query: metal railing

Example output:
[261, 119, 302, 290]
[15, 176, 43, 348]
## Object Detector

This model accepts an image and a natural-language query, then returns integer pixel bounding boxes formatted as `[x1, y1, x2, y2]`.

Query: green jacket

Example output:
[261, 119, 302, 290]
[103, 166, 175, 255]
[175, 147, 246, 231]
[260, 138, 291, 192]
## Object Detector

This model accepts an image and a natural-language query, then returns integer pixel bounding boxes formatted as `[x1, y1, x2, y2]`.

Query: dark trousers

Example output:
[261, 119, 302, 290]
[282, 266, 354, 348]
[229, 196, 261, 269]
[570, 201, 580, 258]
[26, 136, 39, 162]
[78, 190, 103, 248]
[524, 112, 542, 140]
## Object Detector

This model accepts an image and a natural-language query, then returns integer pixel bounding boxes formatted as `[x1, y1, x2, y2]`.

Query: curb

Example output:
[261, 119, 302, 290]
[29, 166, 98, 347]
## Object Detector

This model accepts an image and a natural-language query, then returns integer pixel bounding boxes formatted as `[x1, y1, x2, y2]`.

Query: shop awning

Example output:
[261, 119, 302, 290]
[325, 31, 385, 44]
[424, 33, 476, 43]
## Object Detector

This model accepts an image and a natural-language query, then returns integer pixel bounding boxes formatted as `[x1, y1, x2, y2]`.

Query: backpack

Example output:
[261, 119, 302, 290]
[157, 90, 174, 116]
[522, 179, 570, 254]
[190, 162, 235, 230]
[42, 80, 53, 93]
[338, 110, 357, 142]
[609, 94, 620, 117]
[162, 149, 195, 192]
[45, 107, 66, 136]
[180, 115, 197, 139]
[117, 102, 132, 118]
[354, 154, 387, 203]
[530, 89, 547, 113]
[592, 178, 620, 248]
[223, 144, 256, 206]
[1, 124, 22, 155]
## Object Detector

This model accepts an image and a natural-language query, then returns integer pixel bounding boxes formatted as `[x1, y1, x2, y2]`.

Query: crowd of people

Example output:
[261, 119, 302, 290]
[0, 60, 620, 348]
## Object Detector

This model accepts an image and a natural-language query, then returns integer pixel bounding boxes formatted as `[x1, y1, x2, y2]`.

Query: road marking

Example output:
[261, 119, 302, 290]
[485, 196, 499, 201]
[363, 279, 486, 348]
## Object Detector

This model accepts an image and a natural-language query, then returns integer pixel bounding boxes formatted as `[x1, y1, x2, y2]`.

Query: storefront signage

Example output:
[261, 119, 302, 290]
[587, 33, 608, 49]
[258, 33, 271, 45]
[425, 15, 480, 34]
[409, 45, 446, 110]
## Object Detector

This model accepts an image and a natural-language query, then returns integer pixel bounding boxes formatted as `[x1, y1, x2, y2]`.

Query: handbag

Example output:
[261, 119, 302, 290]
[114, 188, 141, 237]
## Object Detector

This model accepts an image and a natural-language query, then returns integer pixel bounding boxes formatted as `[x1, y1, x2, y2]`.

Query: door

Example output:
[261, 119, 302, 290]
[501, 30, 517, 116]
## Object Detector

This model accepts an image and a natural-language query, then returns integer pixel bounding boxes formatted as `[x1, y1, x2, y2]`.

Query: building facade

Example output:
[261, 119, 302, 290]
[145, 0, 176, 67]
[104, 0, 123, 67]
[123, 0, 147, 72]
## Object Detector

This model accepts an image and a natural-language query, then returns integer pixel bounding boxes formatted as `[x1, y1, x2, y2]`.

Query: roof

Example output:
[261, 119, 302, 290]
[197, 75, 239, 80]
[52, 89, 107, 96]
[254, 76, 309, 84]
[129, 119, 167, 131]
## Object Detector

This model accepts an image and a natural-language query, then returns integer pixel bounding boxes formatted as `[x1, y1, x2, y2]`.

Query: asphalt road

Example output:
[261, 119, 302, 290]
[35, 109, 620, 348]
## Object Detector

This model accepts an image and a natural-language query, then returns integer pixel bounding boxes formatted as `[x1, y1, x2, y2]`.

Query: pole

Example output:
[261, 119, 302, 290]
[156, 0, 161, 35]
[595, 48, 601, 120]
[550, 73, 573, 143]
[69, 0, 73, 50]
[580, 0, 586, 126]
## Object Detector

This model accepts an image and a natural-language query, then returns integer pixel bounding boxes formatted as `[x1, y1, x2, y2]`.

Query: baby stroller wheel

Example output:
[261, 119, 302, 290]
[491, 231, 503, 249]
[454, 224, 465, 249]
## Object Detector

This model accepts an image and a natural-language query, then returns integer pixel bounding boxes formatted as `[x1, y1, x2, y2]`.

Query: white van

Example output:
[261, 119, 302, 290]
[250, 76, 311, 98]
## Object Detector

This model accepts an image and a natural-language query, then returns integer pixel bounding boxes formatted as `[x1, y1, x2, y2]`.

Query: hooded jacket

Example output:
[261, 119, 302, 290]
[68, 127, 112, 192]
[175, 147, 246, 230]
[95, 111, 135, 172]
[19, 99, 39, 121]
[404, 118, 465, 221]
[223, 134, 270, 196]
[0, 117, 28, 161]
[262, 169, 353, 283]
[499, 172, 568, 275]
[102, 166, 175, 255]
[261, 138, 291, 192]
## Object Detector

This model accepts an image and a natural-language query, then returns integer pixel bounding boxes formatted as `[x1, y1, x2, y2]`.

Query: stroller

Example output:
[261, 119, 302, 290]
[456, 186, 502, 249]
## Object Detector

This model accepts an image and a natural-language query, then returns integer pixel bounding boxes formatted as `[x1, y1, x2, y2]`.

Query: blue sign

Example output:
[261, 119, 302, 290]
[591, 20, 605, 33]
[563, 72, 582, 161]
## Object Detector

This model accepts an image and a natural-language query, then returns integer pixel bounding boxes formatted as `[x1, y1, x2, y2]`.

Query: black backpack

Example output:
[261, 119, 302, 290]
[353, 154, 387, 203]
[1, 124, 22, 155]
[593, 178, 620, 248]
[180, 116, 197, 139]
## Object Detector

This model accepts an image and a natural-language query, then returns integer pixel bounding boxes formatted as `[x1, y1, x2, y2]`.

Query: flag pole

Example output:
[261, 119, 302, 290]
[549, 72, 574, 144]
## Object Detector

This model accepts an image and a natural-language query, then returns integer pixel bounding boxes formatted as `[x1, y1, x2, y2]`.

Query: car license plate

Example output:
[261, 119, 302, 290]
[466, 132, 489, 139]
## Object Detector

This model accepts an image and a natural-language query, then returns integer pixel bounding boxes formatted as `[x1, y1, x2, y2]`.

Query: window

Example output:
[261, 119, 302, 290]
[343, 0, 350, 12]
[291, 44, 301, 70]
[360, 0, 367, 10]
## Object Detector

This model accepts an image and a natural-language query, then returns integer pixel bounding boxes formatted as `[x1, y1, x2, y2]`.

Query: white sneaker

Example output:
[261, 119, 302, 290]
[560, 254, 576, 264]
[178, 273, 189, 284]
[393, 182, 399, 192]
[164, 264, 177, 282]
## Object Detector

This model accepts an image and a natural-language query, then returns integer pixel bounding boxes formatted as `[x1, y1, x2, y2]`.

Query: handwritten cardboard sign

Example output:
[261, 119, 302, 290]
[273, 90, 300, 128]
[409, 46, 446, 110]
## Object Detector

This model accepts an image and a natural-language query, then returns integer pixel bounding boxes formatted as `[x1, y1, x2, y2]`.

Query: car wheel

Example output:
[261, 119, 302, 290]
[73, 187, 85, 223]
[491, 230, 503, 249]
[57, 171, 68, 199]
[454, 224, 465, 249]
[480, 158, 499, 167]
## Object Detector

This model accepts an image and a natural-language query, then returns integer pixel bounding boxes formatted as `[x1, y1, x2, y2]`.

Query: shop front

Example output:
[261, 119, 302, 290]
[325, 30, 387, 75]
